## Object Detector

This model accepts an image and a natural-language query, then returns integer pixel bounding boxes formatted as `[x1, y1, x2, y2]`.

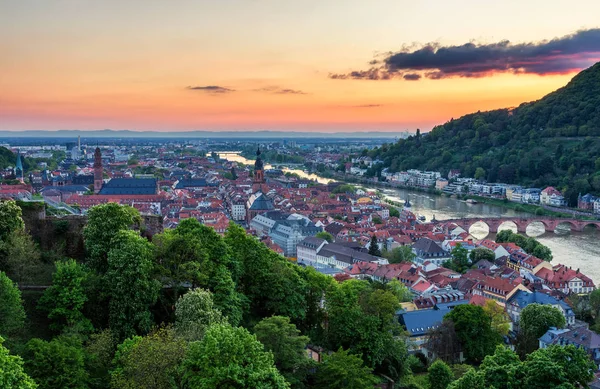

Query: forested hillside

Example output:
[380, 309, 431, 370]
[371, 62, 600, 206]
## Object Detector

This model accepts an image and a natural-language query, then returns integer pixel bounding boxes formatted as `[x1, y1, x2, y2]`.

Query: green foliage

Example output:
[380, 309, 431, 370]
[0, 200, 25, 242]
[325, 279, 408, 379]
[482, 300, 510, 337]
[254, 316, 312, 388]
[427, 359, 454, 389]
[174, 288, 225, 341]
[444, 304, 502, 364]
[332, 184, 356, 194]
[389, 207, 400, 218]
[453, 344, 596, 389]
[469, 247, 495, 264]
[38, 260, 93, 335]
[444, 244, 470, 273]
[315, 231, 333, 243]
[0, 336, 37, 389]
[517, 303, 566, 357]
[106, 230, 160, 341]
[315, 347, 379, 389]
[447, 368, 485, 389]
[109, 326, 186, 389]
[155, 219, 243, 326]
[369, 63, 600, 203]
[181, 323, 289, 389]
[384, 245, 416, 264]
[496, 230, 552, 261]
[24, 336, 88, 389]
[368, 235, 382, 257]
[0, 230, 43, 284]
[225, 222, 307, 325]
[83, 203, 142, 274]
[372, 216, 383, 225]
[0, 272, 26, 337]
[85, 329, 116, 389]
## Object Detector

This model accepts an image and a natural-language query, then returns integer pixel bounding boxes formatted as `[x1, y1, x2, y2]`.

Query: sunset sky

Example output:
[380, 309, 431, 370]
[2, 0, 600, 132]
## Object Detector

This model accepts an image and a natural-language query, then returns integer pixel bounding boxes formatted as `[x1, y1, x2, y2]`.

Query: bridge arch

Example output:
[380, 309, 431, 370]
[554, 220, 577, 233]
[497, 220, 518, 233]
[525, 221, 547, 237]
[468, 220, 490, 239]
[582, 222, 600, 231]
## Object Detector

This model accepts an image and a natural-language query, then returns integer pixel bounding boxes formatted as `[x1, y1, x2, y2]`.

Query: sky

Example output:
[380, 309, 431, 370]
[1, 0, 600, 133]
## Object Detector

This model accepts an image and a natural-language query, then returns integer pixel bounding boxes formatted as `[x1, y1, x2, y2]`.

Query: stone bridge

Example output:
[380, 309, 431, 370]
[440, 217, 600, 234]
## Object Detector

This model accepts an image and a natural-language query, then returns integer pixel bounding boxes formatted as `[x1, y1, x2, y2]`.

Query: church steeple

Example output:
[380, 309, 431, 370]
[253, 146, 266, 193]
[93, 147, 103, 194]
[15, 149, 24, 183]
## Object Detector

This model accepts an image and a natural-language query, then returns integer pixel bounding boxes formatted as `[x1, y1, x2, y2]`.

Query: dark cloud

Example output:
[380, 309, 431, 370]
[403, 73, 421, 81]
[329, 28, 600, 81]
[253, 86, 307, 95]
[187, 85, 235, 93]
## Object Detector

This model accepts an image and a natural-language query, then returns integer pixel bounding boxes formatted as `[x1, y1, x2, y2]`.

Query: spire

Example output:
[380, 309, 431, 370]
[15, 149, 23, 171]
[15, 149, 23, 182]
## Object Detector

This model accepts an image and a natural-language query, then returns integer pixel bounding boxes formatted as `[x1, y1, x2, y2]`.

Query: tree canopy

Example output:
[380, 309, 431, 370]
[181, 323, 289, 389]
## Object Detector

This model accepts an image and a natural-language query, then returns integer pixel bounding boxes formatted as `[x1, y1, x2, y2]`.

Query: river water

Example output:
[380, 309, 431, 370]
[218, 152, 600, 282]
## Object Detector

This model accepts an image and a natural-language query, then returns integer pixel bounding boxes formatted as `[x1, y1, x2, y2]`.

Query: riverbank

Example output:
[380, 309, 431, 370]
[462, 195, 598, 220]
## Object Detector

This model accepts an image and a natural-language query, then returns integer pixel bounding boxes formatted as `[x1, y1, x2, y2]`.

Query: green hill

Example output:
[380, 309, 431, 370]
[371, 62, 600, 206]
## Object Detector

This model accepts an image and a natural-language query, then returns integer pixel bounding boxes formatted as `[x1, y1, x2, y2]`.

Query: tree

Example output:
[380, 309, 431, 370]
[85, 329, 116, 389]
[517, 303, 566, 356]
[175, 288, 225, 341]
[105, 230, 160, 341]
[482, 300, 510, 337]
[325, 280, 408, 378]
[372, 216, 383, 225]
[445, 244, 470, 273]
[389, 207, 400, 218]
[530, 344, 595, 388]
[181, 323, 289, 389]
[155, 219, 243, 325]
[38, 260, 93, 334]
[254, 316, 311, 388]
[368, 235, 381, 257]
[474, 167, 486, 180]
[428, 359, 454, 389]
[0, 200, 25, 242]
[315, 348, 379, 389]
[444, 304, 502, 364]
[478, 346, 521, 389]
[469, 247, 495, 264]
[315, 231, 333, 243]
[110, 327, 186, 389]
[224, 222, 307, 324]
[0, 271, 26, 337]
[0, 229, 41, 284]
[426, 320, 462, 364]
[384, 246, 416, 264]
[0, 336, 37, 389]
[447, 368, 485, 389]
[83, 203, 142, 274]
[24, 336, 88, 389]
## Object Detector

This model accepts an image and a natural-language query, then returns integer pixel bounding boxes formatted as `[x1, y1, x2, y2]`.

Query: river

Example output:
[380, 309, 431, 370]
[217, 152, 600, 281]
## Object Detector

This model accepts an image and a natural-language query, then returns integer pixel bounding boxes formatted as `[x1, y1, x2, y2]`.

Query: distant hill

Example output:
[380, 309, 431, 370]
[0, 129, 403, 140]
[0, 147, 17, 170]
[371, 62, 600, 206]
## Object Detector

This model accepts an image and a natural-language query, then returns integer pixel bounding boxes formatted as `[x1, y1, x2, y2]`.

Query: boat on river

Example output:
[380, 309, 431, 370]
[466, 199, 478, 204]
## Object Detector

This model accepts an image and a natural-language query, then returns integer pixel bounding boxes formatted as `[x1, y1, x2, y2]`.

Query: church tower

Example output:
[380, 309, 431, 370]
[93, 147, 103, 194]
[252, 147, 266, 193]
[15, 149, 24, 183]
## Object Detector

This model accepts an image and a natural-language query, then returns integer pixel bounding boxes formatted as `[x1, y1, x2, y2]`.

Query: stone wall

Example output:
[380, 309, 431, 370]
[19, 203, 163, 260]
